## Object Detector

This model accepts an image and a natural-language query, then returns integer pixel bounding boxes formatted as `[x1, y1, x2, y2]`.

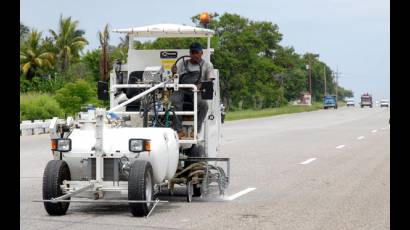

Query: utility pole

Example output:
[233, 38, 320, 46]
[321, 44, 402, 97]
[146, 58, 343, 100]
[309, 59, 312, 95]
[324, 66, 327, 95]
[334, 67, 340, 99]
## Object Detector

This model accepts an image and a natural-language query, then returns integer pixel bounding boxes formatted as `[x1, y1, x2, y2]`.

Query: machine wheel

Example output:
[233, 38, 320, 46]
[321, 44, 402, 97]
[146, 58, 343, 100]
[128, 160, 154, 217]
[186, 144, 206, 168]
[190, 145, 206, 157]
[42, 160, 71, 216]
[193, 184, 201, 197]
[186, 181, 193, 202]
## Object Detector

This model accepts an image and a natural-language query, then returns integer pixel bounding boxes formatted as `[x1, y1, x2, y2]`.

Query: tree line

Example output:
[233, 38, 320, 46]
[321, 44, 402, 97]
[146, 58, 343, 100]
[20, 13, 353, 115]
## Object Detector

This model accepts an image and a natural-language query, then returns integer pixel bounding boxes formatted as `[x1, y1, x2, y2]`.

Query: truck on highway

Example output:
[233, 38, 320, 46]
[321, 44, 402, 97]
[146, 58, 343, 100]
[323, 95, 338, 109]
[360, 93, 373, 108]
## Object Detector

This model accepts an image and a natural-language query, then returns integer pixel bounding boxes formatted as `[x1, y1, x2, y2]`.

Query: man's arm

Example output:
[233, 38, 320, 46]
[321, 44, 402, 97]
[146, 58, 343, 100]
[176, 61, 185, 76]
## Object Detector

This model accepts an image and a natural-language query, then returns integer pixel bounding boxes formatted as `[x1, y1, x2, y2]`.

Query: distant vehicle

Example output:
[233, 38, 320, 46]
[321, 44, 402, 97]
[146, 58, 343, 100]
[346, 99, 355, 107]
[360, 93, 373, 108]
[380, 99, 389, 108]
[323, 95, 338, 109]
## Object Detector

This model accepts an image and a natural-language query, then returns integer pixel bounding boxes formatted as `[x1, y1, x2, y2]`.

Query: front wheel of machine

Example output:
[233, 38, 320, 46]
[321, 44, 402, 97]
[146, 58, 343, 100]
[42, 160, 71, 216]
[128, 160, 154, 217]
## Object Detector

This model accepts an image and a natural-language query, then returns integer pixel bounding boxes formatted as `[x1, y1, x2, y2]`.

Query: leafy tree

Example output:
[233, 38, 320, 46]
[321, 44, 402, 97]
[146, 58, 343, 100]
[20, 22, 30, 42]
[82, 49, 101, 82]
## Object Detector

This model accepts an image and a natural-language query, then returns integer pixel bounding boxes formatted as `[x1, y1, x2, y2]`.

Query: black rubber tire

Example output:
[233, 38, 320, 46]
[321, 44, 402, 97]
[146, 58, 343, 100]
[187, 145, 205, 197]
[186, 145, 206, 168]
[193, 184, 201, 197]
[42, 160, 71, 216]
[128, 160, 154, 217]
[189, 145, 206, 157]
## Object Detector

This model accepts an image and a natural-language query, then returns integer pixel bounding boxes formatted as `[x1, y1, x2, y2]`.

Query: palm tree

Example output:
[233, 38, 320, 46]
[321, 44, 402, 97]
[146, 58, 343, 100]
[98, 24, 110, 81]
[119, 34, 129, 52]
[20, 30, 55, 80]
[49, 15, 88, 72]
[111, 34, 129, 64]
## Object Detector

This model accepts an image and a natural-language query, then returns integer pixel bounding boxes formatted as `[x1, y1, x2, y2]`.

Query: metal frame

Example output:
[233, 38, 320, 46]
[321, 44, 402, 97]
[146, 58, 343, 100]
[109, 81, 200, 143]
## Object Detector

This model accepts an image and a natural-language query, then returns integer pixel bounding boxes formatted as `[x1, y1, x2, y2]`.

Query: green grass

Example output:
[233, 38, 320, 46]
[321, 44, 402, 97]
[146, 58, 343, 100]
[20, 92, 64, 122]
[226, 101, 345, 121]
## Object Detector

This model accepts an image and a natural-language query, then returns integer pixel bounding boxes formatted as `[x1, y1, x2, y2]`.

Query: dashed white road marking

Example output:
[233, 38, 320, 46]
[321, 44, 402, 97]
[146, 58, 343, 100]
[225, 187, 256, 201]
[357, 136, 365, 140]
[300, 158, 317, 165]
[336, 145, 345, 149]
[372, 129, 378, 133]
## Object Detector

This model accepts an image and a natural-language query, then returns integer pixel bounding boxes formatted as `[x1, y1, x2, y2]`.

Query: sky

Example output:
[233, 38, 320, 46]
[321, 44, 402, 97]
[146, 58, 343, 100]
[20, 0, 390, 101]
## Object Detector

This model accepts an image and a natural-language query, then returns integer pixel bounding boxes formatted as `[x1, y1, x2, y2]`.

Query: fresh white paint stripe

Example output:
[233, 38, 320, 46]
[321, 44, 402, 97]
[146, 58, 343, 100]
[300, 158, 317, 165]
[357, 136, 365, 140]
[225, 187, 256, 201]
[372, 129, 378, 133]
[336, 145, 345, 149]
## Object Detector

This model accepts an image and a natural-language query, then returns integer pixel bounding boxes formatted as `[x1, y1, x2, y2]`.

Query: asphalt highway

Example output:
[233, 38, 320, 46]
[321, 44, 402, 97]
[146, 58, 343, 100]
[20, 106, 390, 230]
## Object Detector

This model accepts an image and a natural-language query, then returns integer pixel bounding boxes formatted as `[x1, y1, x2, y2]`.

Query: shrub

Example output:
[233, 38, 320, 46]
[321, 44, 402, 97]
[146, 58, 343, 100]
[54, 79, 100, 115]
[20, 93, 64, 122]
[20, 75, 31, 93]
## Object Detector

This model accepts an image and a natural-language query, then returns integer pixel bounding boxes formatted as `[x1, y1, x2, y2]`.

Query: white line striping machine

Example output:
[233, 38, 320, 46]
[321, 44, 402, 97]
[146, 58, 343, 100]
[35, 23, 230, 217]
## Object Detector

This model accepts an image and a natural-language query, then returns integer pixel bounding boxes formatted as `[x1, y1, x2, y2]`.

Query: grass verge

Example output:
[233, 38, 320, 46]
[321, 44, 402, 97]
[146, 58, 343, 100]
[226, 101, 345, 121]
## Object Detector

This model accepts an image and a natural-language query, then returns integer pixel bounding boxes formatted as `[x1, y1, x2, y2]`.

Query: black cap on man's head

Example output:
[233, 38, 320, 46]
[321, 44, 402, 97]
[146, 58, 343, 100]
[189, 42, 203, 52]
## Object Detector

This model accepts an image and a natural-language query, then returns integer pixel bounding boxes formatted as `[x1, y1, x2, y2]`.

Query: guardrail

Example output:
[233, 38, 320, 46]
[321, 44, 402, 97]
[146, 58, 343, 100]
[20, 118, 66, 136]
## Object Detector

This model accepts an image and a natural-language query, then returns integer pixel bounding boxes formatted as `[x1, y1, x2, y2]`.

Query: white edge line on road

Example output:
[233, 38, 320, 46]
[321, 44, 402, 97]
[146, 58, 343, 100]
[336, 145, 345, 149]
[225, 187, 256, 201]
[357, 136, 365, 140]
[372, 129, 378, 133]
[300, 158, 317, 165]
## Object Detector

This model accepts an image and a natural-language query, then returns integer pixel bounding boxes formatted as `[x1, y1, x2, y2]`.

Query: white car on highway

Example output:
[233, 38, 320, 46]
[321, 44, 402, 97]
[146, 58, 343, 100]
[346, 99, 355, 107]
[380, 99, 389, 108]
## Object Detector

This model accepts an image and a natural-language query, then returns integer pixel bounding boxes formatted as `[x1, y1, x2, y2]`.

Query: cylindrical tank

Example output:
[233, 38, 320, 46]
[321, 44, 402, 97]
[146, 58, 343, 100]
[64, 127, 179, 184]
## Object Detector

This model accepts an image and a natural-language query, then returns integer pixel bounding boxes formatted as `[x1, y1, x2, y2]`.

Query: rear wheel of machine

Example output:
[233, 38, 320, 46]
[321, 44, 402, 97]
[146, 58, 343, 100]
[189, 145, 205, 157]
[185, 144, 205, 169]
[193, 184, 201, 197]
[42, 160, 71, 216]
[128, 160, 154, 217]
[187, 145, 205, 197]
